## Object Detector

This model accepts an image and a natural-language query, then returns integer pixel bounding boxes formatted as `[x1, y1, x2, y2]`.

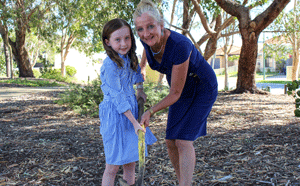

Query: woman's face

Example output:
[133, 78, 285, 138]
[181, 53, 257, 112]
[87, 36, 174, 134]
[135, 13, 163, 47]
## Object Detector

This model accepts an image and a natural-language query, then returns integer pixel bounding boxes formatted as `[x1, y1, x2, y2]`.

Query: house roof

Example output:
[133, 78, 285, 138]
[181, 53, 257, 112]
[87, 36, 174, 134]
[215, 45, 241, 56]
[265, 35, 289, 45]
[215, 43, 264, 56]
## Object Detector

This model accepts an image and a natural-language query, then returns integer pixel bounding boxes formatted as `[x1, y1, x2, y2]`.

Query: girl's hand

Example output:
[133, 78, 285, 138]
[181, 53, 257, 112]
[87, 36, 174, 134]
[134, 122, 146, 135]
[140, 110, 151, 128]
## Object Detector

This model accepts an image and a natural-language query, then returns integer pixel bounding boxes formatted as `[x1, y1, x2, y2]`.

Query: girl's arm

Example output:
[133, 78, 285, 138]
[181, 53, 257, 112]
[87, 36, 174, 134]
[124, 110, 146, 134]
[140, 56, 190, 127]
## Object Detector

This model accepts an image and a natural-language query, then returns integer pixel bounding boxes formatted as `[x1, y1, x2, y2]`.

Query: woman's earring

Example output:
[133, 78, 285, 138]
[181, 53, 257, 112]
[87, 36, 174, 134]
[161, 29, 164, 36]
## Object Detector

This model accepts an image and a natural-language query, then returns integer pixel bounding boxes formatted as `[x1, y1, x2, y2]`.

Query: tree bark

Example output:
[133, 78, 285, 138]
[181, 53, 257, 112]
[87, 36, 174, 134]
[3, 42, 11, 77]
[13, 29, 34, 77]
[215, 0, 290, 93]
[292, 0, 299, 81]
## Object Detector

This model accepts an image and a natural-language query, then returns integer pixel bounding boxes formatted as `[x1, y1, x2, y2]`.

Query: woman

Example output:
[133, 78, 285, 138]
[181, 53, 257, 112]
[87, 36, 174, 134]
[134, 0, 218, 185]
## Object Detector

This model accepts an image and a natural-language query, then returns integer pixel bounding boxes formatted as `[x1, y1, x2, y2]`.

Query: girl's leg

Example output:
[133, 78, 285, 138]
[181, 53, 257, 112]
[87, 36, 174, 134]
[102, 164, 120, 186]
[123, 162, 136, 185]
[175, 140, 195, 186]
[165, 139, 181, 183]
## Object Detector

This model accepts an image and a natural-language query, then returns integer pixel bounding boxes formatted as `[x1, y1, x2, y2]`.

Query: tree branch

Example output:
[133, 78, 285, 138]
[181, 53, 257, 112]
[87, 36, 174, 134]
[166, 22, 203, 55]
[191, 0, 216, 35]
[253, 0, 291, 33]
[214, 0, 247, 19]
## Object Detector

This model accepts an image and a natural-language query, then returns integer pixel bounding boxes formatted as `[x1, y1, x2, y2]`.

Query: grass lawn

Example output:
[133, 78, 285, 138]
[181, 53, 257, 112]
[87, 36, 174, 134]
[0, 78, 66, 87]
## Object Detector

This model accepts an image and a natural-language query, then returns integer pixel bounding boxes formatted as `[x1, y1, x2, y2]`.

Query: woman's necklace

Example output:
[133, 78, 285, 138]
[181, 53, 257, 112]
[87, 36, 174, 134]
[150, 44, 164, 55]
[150, 34, 165, 56]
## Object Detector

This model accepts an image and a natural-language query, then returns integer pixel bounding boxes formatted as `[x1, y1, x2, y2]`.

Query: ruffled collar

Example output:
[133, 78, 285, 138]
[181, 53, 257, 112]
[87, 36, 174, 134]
[118, 53, 129, 60]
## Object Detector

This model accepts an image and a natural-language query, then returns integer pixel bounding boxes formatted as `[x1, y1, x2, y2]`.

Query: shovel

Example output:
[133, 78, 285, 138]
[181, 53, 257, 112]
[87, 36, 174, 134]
[119, 97, 146, 186]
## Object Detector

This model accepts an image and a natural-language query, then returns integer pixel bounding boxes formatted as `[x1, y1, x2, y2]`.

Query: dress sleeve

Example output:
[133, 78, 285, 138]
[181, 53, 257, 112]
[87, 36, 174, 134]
[132, 64, 144, 84]
[100, 60, 131, 114]
[172, 41, 193, 65]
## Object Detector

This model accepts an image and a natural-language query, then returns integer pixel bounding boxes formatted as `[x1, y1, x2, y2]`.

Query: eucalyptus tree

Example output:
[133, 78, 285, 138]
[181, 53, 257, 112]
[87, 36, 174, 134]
[167, 0, 239, 60]
[0, 0, 55, 77]
[49, 0, 140, 76]
[268, 0, 300, 80]
[215, 0, 291, 93]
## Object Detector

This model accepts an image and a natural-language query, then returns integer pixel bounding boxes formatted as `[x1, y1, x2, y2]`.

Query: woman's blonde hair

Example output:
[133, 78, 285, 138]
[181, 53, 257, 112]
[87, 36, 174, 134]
[133, 0, 164, 24]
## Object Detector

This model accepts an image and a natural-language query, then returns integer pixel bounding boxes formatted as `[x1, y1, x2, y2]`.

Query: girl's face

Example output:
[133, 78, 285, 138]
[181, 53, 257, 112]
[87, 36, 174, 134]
[135, 13, 163, 47]
[105, 26, 132, 56]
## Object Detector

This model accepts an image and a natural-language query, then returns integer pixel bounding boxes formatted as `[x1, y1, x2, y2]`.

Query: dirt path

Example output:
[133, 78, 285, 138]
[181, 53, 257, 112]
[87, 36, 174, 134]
[0, 91, 299, 185]
[0, 87, 68, 100]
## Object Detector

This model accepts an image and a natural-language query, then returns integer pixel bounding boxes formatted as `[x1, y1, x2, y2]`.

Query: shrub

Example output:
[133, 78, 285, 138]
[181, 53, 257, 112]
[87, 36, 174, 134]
[40, 68, 74, 83]
[66, 65, 77, 77]
[33, 69, 41, 78]
[57, 81, 169, 117]
[143, 82, 169, 115]
[56, 78, 103, 117]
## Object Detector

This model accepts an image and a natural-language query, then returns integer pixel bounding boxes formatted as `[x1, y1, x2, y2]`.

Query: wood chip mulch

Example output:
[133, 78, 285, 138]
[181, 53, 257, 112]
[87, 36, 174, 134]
[0, 90, 299, 185]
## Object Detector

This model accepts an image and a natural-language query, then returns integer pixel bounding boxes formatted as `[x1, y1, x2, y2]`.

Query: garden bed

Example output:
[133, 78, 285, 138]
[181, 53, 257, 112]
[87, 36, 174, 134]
[0, 90, 299, 185]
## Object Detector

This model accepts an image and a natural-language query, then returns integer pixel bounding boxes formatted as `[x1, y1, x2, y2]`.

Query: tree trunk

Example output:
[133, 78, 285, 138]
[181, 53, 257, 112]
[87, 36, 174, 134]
[223, 43, 229, 90]
[3, 42, 11, 78]
[235, 30, 259, 93]
[292, 0, 299, 81]
[292, 48, 299, 81]
[203, 35, 218, 61]
[215, 0, 290, 94]
[182, 0, 190, 36]
[12, 29, 34, 77]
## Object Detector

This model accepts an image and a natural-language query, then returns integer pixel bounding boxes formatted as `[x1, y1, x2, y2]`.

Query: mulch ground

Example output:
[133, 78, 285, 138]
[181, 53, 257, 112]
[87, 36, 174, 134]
[0, 88, 300, 186]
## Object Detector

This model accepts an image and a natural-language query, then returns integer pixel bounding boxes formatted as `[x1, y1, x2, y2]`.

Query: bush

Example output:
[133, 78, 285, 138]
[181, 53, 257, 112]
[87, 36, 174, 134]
[56, 78, 103, 117]
[56, 81, 169, 117]
[143, 82, 169, 114]
[66, 65, 77, 77]
[40, 68, 74, 83]
[33, 69, 41, 78]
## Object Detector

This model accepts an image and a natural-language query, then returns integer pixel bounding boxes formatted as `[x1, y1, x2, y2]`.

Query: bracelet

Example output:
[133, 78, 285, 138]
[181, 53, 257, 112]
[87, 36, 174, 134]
[136, 84, 143, 89]
[149, 108, 154, 116]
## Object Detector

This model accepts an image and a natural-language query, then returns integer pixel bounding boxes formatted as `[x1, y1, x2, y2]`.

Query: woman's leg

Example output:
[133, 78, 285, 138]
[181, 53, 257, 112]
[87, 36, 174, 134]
[123, 162, 136, 185]
[165, 139, 181, 183]
[175, 140, 195, 186]
[102, 164, 119, 186]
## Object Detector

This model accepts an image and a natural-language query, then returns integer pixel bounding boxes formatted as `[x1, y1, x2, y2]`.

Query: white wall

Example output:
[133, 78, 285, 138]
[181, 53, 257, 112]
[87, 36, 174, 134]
[55, 49, 106, 82]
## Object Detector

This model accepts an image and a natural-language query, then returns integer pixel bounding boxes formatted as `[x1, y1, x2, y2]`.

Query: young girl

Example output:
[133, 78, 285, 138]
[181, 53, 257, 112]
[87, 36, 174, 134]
[99, 18, 157, 186]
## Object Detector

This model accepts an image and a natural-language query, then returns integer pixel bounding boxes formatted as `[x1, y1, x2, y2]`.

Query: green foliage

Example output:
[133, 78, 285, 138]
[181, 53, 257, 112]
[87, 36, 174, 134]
[40, 68, 74, 83]
[57, 81, 170, 117]
[287, 83, 300, 117]
[286, 80, 300, 95]
[56, 78, 103, 117]
[228, 55, 239, 62]
[0, 78, 64, 87]
[143, 82, 169, 115]
[0, 50, 5, 76]
[294, 109, 300, 117]
[66, 65, 77, 77]
[32, 69, 41, 78]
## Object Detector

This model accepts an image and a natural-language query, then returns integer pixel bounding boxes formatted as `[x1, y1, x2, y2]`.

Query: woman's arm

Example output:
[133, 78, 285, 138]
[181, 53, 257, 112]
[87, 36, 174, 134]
[140, 49, 147, 80]
[140, 56, 190, 127]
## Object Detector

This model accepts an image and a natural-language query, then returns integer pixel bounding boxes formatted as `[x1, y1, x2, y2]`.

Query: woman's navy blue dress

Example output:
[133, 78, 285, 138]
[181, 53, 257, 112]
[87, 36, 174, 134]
[141, 30, 218, 141]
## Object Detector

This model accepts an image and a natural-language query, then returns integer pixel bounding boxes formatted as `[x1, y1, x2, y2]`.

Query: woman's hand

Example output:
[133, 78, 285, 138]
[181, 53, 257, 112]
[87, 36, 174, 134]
[140, 110, 151, 128]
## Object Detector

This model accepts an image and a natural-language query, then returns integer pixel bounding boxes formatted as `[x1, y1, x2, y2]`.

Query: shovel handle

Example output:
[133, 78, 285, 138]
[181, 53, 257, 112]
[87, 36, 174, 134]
[137, 97, 145, 122]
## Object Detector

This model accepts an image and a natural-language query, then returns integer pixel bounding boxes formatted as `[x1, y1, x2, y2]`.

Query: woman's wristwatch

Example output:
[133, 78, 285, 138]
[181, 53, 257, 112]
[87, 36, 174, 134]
[149, 108, 154, 116]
